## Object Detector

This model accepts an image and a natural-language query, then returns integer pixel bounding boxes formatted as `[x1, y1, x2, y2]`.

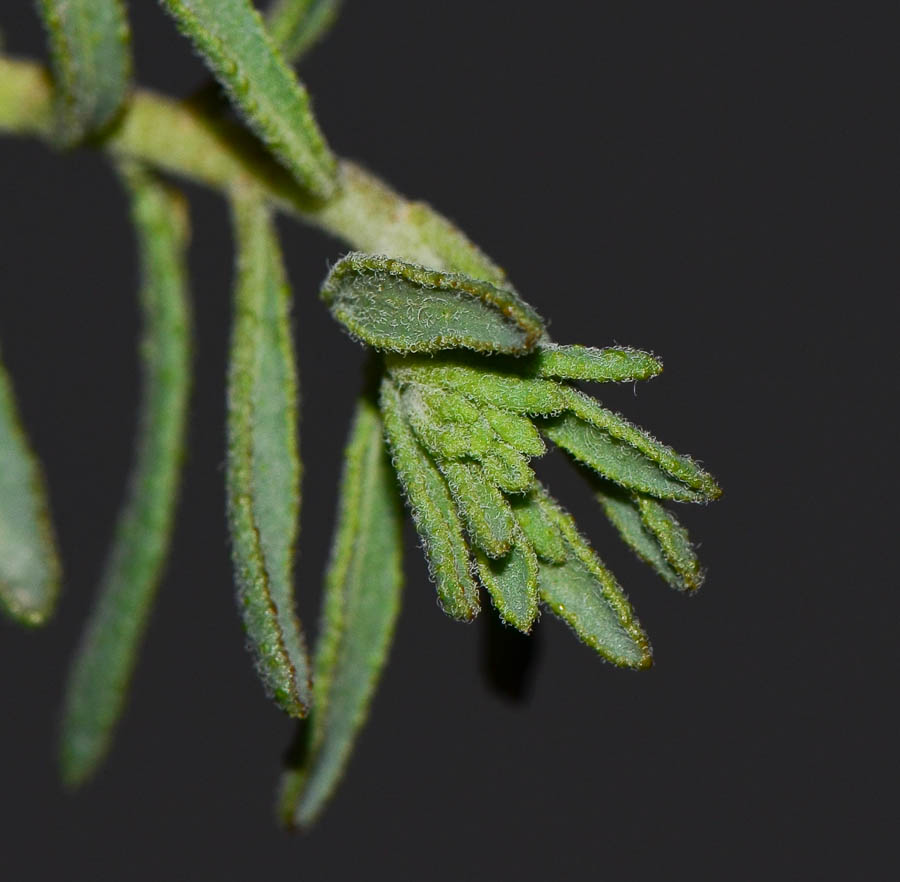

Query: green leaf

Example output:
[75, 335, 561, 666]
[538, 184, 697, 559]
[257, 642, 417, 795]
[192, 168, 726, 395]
[35, 0, 131, 144]
[266, 0, 342, 64]
[528, 344, 663, 383]
[400, 384, 494, 460]
[380, 377, 480, 621]
[594, 481, 681, 586]
[387, 353, 566, 415]
[474, 531, 539, 633]
[279, 395, 403, 829]
[0, 350, 61, 626]
[635, 493, 703, 591]
[561, 387, 720, 499]
[541, 412, 704, 502]
[59, 162, 192, 787]
[321, 253, 545, 354]
[535, 487, 651, 669]
[478, 442, 536, 495]
[159, 0, 338, 199]
[438, 460, 515, 558]
[510, 491, 567, 564]
[226, 189, 311, 717]
[482, 404, 545, 457]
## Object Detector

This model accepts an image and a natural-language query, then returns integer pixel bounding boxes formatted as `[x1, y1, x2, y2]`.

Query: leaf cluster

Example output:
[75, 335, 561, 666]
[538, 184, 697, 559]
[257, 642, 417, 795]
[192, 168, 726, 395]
[0, 0, 720, 829]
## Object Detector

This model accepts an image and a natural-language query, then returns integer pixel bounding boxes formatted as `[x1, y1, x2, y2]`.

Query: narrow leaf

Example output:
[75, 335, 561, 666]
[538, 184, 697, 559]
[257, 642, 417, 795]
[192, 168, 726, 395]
[266, 0, 342, 64]
[635, 493, 703, 591]
[36, 0, 131, 144]
[160, 0, 338, 199]
[594, 482, 681, 586]
[482, 404, 545, 457]
[479, 442, 536, 495]
[226, 189, 311, 717]
[510, 492, 567, 564]
[0, 350, 61, 626]
[387, 354, 566, 415]
[438, 460, 515, 558]
[475, 531, 539, 633]
[59, 163, 192, 786]
[535, 488, 651, 669]
[279, 396, 403, 829]
[528, 344, 663, 383]
[321, 253, 545, 354]
[401, 384, 494, 460]
[541, 412, 704, 502]
[380, 377, 480, 621]
[562, 387, 721, 499]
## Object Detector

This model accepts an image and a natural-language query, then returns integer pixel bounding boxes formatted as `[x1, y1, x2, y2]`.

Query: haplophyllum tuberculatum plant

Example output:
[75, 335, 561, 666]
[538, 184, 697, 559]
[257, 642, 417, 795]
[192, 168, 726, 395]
[0, 0, 721, 829]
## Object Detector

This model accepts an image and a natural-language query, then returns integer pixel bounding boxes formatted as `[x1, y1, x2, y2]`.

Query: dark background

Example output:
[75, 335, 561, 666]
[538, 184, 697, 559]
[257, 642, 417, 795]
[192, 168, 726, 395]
[1, 2, 894, 879]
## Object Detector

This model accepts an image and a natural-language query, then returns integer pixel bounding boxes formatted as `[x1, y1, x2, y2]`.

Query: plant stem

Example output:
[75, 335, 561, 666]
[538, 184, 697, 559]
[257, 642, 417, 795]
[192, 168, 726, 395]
[0, 55, 507, 284]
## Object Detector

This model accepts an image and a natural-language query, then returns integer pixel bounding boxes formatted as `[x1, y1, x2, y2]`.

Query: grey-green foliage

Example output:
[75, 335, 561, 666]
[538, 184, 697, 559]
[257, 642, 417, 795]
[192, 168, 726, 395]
[159, 0, 338, 199]
[533, 488, 651, 669]
[279, 395, 403, 829]
[266, 0, 342, 64]
[59, 162, 192, 787]
[321, 253, 545, 354]
[0, 350, 61, 626]
[596, 481, 702, 591]
[374, 327, 718, 647]
[4, 0, 723, 831]
[380, 376, 480, 621]
[35, 0, 131, 145]
[226, 189, 311, 717]
[528, 344, 663, 383]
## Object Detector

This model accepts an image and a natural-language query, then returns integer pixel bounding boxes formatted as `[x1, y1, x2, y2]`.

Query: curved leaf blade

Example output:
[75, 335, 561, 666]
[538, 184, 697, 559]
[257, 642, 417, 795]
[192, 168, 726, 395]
[560, 387, 721, 499]
[635, 494, 704, 591]
[380, 377, 479, 621]
[279, 396, 403, 829]
[510, 491, 567, 564]
[475, 530, 539, 633]
[36, 0, 131, 144]
[0, 351, 61, 626]
[541, 412, 704, 502]
[535, 487, 651, 669]
[438, 460, 515, 558]
[226, 190, 311, 717]
[322, 253, 545, 354]
[59, 163, 192, 786]
[160, 0, 338, 199]
[594, 481, 681, 586]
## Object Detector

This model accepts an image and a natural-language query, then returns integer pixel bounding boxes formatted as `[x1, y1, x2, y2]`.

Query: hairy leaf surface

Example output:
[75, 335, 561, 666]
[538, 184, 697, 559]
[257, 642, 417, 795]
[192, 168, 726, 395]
[542, 412, 705, 502]
[510, 492, 567, 564]
[475, 531, 539, 633]
[60, 163, 192, 786]
[387, 354, 566, 414]
[322, 253, 545, 354]
[226, 190, 310, 717]
[280, 396, 403, 828]
[438, 460, 516, 557]
[535, 489, 651, 669]
[160, 0, 337, 199]
[380, 377, 479, 620]
[528, 344, 662, 383]
[560, 388, 720, 499]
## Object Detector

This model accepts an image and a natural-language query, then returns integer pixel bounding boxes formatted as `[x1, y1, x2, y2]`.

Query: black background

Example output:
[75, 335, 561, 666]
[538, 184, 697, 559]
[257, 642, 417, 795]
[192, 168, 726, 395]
[1, 2, 894, 879]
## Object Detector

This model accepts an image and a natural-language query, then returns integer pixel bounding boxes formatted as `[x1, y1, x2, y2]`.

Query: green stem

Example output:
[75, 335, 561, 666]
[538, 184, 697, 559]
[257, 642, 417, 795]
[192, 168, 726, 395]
[0, 55, 507, 283]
